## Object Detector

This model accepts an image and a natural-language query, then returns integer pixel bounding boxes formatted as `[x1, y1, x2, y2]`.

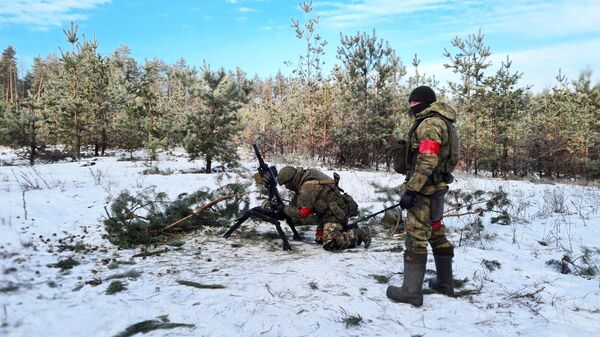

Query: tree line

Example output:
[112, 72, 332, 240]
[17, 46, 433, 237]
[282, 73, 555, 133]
[1, 2, 599, 179]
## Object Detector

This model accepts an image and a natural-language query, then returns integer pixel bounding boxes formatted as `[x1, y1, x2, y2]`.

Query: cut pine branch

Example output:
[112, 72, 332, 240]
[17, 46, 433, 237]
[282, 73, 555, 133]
[161, 194, 243, 232]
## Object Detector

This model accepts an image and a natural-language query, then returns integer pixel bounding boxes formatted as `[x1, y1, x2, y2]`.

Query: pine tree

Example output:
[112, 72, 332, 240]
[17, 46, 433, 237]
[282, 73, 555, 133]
[162, 58, 196, 147]
[481, 56, 530, 177]
[77, 37, 110, 156]
[571, 70, 600, 178]
[45, 22, 94, 159]
[108, 46, 144, 157]
[334, 29, 405, 167]
[443, 30, 491, 174]
[1, 46, 18, 104]
[0, 49, 47, 165]
[183, 64, 250, 172]
[290, 0, 327, 157]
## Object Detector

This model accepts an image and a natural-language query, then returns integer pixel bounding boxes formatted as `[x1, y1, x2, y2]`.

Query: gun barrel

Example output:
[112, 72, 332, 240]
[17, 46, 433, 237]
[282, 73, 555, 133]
[347, 202, 402, 228]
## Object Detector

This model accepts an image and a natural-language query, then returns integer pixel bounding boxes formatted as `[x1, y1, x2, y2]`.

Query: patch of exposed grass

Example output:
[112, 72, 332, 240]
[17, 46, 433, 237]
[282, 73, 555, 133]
[341, 312, 363, 328]
[106, 270, 142, 281]
[482, 259, 502, 271]
[370, 274, 391, 284]
[132, 248, 170, 258]
[262, 231, 282, 240]
[0, 284, 19, 293]
[113, 316, 194, 337]
[107, 260, 137, 270]
[370, 244, 404, 253]
[106, 280, 126, 295]
[142, 166, 174, 176]
[236, 227, 258, 240]
[57, 242, 88, 253]
[47, 257, 80, 271]
[117, 156, 142, 162]
[176, 280, 225, 289]
[453, 277, 469, 288]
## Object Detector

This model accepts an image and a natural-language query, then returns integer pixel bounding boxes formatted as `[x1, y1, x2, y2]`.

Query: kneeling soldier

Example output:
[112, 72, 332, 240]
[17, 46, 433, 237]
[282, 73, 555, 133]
[276, 166, 370, 251]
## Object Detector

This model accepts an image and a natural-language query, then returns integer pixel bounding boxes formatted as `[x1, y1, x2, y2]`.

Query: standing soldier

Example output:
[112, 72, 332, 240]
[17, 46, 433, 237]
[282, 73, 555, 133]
[386, 86, 459, 307]
[276, 166, 371, 251]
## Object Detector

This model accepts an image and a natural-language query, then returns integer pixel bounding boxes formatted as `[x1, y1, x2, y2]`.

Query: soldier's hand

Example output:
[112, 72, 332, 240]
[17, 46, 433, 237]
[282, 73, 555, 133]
[399, 190, 417, 209]
[253, 172, 266, 187]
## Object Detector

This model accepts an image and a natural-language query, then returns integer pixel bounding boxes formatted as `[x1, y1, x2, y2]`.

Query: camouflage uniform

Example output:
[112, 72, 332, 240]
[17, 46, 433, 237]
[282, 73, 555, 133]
[276, 167, 369, 250]
[387, 86, 458, 306]
[403, 101, 457, 259]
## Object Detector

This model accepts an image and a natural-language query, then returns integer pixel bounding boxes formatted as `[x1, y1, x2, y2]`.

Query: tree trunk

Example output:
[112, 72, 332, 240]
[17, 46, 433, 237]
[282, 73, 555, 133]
[101, 128, 107, 156]
[205, 156, 212, 173]
[29, 120, 36, 166]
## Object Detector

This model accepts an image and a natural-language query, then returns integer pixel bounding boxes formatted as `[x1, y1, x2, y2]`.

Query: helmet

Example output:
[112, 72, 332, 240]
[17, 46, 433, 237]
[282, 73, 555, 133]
[276, 166, 297, 186]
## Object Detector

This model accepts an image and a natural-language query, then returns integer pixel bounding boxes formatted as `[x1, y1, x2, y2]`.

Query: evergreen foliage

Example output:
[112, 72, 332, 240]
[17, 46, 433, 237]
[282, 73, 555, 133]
[104, 183, 250, 247]
[183, 64, 250, 172]
[334, 29, 405, 167]
[370, 181, 512, 229]
[113, 316, 194, 337]
[1, 21, 598, 180]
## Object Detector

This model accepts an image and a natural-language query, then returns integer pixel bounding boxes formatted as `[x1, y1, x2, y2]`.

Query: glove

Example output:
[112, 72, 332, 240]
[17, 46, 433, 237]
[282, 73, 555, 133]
[254, 172, 266, 187]
[399, 190, 417, 209]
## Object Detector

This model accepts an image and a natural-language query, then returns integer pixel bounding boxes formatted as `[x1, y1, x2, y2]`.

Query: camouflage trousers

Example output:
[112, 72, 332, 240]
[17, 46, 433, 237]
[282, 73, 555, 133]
[322, 222, 357, 251]
[405, 188, 454, 257]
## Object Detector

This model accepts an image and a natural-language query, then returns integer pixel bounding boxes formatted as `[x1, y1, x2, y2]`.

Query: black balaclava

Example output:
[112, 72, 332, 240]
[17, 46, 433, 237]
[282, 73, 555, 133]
[408, 86, 436, 115]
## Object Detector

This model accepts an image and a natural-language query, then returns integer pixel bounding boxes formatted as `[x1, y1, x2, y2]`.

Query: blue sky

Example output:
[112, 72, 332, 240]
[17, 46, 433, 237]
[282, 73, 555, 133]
[1, 0, 599, 91]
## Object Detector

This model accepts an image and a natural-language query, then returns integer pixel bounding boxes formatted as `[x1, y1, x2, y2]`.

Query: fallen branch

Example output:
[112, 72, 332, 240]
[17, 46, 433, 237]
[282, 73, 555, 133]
[176, 280, 226, 289]
[114, 317, 194, 337]
[161, 194, 241, 232]
[132, 248, 169, 258]
[443, 210, 484, 218]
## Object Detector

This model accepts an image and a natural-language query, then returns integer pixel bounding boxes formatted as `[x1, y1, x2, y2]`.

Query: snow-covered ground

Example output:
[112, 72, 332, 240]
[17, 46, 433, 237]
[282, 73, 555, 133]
[1, 150, 599, 337]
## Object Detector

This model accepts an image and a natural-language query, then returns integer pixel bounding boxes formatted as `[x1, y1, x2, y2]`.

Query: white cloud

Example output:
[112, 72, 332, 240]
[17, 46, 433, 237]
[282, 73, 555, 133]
[237, 7, 257, 13]
[439, 1, 600, 39]
[317, 0, 600, 38]
[317, 0, 453, 28]
[0, 0, 110, 30]
[418, 38, 600, 92]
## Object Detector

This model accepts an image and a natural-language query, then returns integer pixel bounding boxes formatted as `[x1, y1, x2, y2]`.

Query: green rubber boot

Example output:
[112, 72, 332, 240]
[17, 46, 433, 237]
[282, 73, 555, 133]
[386, 253, 426, 307]
[429, 253, 454, 297]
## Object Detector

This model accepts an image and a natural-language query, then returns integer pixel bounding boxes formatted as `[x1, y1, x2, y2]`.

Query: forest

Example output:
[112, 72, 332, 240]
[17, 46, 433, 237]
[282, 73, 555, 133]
[1, 3, 599, 180]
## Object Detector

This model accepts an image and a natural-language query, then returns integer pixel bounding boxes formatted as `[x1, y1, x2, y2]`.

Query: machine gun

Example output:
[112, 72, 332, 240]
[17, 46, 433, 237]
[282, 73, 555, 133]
[223, 144, 301, 250]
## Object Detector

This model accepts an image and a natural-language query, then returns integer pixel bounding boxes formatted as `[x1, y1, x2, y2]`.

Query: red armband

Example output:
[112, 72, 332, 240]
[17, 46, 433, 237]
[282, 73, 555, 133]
[299, 207, 312, 218]
[419, 139, 440, 154]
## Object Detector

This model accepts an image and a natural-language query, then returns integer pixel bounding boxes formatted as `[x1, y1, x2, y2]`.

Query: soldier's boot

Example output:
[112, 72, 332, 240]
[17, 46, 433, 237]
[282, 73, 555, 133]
[429, 251, 454, 297]
[386, 253, 426, 307]
[355, 226, 371, 248]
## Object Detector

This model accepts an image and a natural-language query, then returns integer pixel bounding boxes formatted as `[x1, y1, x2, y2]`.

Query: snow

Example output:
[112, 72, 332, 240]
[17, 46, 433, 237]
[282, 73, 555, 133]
[1, 150, 599, 337]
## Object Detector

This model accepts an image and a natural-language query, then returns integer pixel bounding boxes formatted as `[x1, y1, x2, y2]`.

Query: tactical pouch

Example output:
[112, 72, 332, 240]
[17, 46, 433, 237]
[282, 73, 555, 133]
[328, 200, 347, 221]
[342, 193, 359, 217]
[428, 172, 455, 185]
[392, 139, 408, 174]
